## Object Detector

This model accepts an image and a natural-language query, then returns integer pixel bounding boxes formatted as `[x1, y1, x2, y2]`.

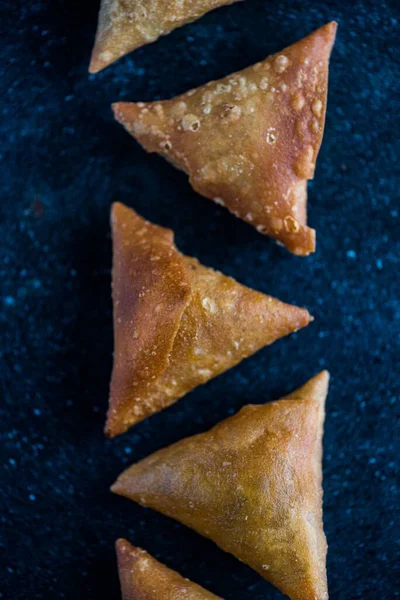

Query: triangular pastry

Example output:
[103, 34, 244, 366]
[112, 371, 330, 600]
[89, 0, 240, 73]
[116, 539, 222, 599]
[107, 202, 312, 437]
[113, 23, 337, 255]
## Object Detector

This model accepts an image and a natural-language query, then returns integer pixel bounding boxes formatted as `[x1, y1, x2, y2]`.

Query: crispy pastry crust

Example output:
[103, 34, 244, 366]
[89, 0, 240, 73]
[116, 539, 222, 599]
[113, 23, 337, 255]
[107, 203, 312, 436]
[112, 372, 330, 600]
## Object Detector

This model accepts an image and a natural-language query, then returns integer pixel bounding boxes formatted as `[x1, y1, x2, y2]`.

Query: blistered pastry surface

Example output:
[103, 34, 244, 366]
[113, 23, 337, 255]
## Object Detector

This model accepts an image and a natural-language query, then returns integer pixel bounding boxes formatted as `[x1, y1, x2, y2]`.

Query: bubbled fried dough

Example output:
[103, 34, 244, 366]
[107, 203, 312, 437]
[113, 22, 337, 255]
[116, 539, 222, 599]
[112, 372, 330, 600]
[89, 0, 241, 73]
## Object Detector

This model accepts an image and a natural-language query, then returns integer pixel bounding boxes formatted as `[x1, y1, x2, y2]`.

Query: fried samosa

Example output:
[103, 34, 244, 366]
[112, 371, 330, 600]
[107, 202, 312, 437]
[89, 0, 240, 73]
[116, 539, 222, 599]
[113, 22, 337, 255]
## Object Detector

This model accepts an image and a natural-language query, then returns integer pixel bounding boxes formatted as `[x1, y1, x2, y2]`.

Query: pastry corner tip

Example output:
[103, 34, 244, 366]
[111, 101, 122, 117]
[112, 102, 130, 122]
[88, 63, 99, 75]
[319, 370, 331, 396]
[324, 20, 338, 48]
[309, 370, 331, 403]
[318, 369, 331, 381]
[110, 200, 124, 218]
[327, 20, 339, 33]
[88, 51, 104, 75]
[104, 417, 117, 439]
[115, 538, 129, 552]
[319, 21, 338, 50]
[302, 21, 337, 57]
[289, 226, 316, 257]
[110, 477, 123, 495]
[284, 303, 313, 334]
[296, 303, 314, 327]
[315, 20, 338, 39]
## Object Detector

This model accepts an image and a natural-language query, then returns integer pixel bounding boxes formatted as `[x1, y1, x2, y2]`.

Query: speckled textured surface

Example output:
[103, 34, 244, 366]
[0, 1, 399, 599]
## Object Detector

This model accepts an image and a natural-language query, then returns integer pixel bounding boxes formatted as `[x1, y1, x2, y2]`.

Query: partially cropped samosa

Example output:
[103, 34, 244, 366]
[107, 202, 312, 437]
[116, 539, 222, 599]
[113, 23, 337, 255]
[89, 0, 240, 73]
[112, 371, 330, 600]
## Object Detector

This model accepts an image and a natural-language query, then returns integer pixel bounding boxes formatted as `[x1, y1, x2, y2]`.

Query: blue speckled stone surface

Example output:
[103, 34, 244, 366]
[0, 1, 399, 598]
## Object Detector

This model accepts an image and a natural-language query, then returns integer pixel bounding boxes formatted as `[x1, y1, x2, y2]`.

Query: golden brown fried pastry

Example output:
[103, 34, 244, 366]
[89, 0, 240, 73]
[107, 202, 312, 437]
[113, 23, 337, 255]
[112, 371, 330, 600]
[116, 539, 222, 599]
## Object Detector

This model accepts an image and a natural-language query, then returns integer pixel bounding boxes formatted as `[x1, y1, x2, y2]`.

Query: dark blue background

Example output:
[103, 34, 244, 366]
[0, 0, 399, 598]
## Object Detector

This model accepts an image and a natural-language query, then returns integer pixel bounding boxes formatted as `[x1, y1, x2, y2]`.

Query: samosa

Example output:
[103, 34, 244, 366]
[116, 539, 222, 599]
[112, 371, 330, 600]
[90, 0, 240, 73]
[107, 202, 312, 436]
[113, 23, 337, 255]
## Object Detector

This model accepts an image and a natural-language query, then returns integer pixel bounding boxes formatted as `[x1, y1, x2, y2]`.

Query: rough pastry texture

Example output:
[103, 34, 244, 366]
[116, 539, 222, 599]
[107, 202, 312, 437]
[89, 0, 240, 73]
[113, 23, 337, 255]
[112, 372, 330, 600]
